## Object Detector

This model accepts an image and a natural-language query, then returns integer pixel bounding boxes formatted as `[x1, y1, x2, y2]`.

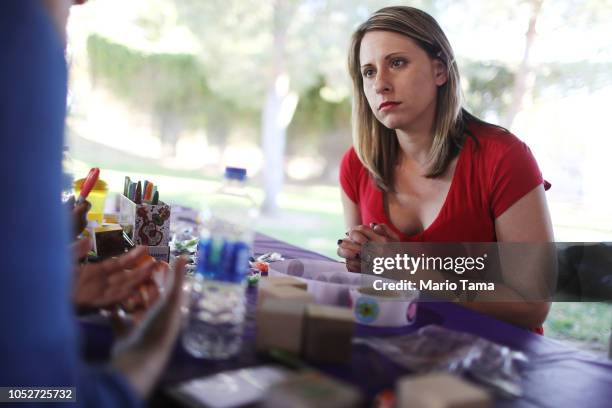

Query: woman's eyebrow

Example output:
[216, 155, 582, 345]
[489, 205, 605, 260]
[384, 52, 409, 60]
[360, 51, 409, 68]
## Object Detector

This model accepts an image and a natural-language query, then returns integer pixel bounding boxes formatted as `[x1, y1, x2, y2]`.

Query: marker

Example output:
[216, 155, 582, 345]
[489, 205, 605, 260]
[151, 190, 159, 205]
[76, 168, 99, 205]
[128, 182, 135, 202]
[145, 182, 153, 202]
[123, 176, 131, 197]
[135, 181, 142, 204]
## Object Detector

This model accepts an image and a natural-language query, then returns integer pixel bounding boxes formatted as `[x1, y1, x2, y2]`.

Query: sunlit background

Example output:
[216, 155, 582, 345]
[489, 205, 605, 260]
[64, 0, 612, 355]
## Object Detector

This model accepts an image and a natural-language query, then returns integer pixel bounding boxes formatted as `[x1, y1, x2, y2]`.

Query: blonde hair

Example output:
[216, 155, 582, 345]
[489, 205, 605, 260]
[348, 6, 467, 191]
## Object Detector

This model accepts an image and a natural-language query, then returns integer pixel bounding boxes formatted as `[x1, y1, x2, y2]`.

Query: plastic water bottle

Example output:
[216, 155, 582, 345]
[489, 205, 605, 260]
[182, 167, 258, 359]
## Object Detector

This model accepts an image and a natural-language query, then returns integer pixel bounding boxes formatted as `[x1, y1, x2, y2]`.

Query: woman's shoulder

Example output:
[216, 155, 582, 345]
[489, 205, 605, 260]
[466, 120, 527, 154]
[340, 146, 366, 173]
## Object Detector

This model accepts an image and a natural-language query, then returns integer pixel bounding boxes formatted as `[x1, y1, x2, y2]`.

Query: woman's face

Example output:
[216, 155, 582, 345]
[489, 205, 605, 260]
[359, 30, 447, 133]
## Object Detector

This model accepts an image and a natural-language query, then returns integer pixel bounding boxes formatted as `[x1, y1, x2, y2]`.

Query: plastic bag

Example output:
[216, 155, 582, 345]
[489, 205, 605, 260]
[355, 325, 528, 398]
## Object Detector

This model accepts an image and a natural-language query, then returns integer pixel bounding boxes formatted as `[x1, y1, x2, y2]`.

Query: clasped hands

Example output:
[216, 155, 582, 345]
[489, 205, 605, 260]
[336, 222, 400, 272]
[71, 237, 165, 322]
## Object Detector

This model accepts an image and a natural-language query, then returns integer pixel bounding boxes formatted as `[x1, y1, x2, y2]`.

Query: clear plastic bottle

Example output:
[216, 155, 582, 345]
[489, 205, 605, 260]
[182, 167, 258, 359]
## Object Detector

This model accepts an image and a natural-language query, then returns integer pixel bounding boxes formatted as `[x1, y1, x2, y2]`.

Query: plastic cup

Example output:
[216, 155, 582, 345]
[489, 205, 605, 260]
[74, 178, 108, 225]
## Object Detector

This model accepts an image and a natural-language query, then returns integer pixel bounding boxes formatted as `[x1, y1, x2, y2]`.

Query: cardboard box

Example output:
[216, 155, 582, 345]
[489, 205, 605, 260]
[92, 223, 125, 258]
[256, 299, 309, 354]
[260, 275, 308, 290]
[258, 283, 314, 307]
[303, 304, 354, 364]
[396, 373, 491, 408]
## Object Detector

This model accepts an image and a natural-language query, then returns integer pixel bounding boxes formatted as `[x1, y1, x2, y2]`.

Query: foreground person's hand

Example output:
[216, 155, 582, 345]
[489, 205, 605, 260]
[64, 196, 91, 237]
[72, 239, 156, 310]
[111, 256, 187, 398]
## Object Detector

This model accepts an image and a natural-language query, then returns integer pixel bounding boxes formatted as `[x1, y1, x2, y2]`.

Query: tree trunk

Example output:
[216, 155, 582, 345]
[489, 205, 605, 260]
[158, 111, 182, 158]
[261, 0, 297, 214]
[502, 0, 544, 130]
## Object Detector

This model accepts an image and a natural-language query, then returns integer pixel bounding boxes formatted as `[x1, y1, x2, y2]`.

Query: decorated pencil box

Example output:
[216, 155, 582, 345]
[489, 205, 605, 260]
[118, 194, 171, 262]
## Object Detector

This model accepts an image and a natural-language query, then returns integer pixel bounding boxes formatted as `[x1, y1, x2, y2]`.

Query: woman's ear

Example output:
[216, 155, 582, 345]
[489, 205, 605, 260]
[433, 59, 448, 86]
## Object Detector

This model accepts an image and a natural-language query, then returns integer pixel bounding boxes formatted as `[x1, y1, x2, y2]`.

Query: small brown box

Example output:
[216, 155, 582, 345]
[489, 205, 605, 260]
[258, 283, 314, 307]
[260, 275, 308, 291]
[93, 224, 125, 258]
[396, 373, 491, 408]
[256, 299, 309, 354]
[302, 304, 354, 364]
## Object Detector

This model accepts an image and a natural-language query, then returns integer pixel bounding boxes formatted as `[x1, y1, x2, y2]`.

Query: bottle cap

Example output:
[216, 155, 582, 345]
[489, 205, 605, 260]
[225, 167, 247, 181]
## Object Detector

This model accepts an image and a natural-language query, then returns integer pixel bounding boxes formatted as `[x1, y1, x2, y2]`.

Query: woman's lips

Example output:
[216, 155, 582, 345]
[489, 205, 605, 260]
[379, 101, 401, 111]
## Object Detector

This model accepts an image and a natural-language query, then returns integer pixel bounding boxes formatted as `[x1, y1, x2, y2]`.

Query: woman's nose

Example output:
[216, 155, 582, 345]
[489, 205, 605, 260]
[374, 71, 391, 94]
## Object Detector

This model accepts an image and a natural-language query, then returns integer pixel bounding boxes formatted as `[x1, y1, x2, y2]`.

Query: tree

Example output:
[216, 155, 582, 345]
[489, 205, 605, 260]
[502, 0, 544, 129]
[173, 0, 434, 213]
[86, 35, 254, 156]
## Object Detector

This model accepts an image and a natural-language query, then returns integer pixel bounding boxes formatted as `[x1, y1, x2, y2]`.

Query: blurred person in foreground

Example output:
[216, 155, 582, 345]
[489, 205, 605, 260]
[336, 6, 554, 330]
[0, 0, 187, 404]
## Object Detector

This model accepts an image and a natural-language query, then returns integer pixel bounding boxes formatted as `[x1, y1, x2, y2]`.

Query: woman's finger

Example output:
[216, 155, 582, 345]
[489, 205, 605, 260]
[349, 225, 395, 244]
[372, 223, 401, 241]
[345, 258, 361, 273]
[337, 242, 360, 260]
[347, 227, 372, 244]
[339, 237, 361, 252]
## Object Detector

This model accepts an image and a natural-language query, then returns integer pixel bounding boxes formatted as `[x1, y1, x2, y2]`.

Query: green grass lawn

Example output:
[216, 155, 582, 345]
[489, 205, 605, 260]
[545, 303, 611, 356]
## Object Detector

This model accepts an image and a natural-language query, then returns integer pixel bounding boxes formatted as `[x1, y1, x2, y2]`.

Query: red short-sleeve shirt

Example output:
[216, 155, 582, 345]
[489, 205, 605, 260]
[340, 122, 549, 242]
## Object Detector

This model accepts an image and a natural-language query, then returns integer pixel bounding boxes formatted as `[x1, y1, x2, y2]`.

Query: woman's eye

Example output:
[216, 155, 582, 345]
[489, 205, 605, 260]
[362, 69, 373, 78]
[391, 58, 405, 68]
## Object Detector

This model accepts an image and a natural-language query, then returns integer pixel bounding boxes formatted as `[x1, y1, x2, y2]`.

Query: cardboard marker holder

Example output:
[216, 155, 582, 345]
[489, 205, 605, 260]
[119, 194, 171, 262]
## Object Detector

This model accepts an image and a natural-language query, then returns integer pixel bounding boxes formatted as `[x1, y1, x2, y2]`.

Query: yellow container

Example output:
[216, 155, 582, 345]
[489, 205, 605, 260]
[74, 178, 108, 224]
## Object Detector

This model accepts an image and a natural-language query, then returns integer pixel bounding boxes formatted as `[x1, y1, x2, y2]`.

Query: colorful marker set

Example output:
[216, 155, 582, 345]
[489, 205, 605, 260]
[123, 176, 159, 205]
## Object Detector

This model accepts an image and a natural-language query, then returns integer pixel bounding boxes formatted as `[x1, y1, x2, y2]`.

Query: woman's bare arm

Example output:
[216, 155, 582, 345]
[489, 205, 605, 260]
[462, 185, 554, 328]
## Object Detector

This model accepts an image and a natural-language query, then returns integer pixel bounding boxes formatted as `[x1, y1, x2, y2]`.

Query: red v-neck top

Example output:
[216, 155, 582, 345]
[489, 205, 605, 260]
[340, 122, 550, 242]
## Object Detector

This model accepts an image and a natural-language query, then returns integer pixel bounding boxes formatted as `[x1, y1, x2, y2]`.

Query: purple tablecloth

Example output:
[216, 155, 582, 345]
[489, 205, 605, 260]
[80, 233, 612, 407]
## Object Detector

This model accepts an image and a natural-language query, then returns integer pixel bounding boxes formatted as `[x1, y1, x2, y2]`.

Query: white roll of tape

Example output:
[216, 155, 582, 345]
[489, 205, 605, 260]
[349, 286, 419, 327]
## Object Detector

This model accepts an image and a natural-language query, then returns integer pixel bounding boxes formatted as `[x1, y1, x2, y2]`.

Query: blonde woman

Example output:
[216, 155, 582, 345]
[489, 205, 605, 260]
[337, 6, 553, 330]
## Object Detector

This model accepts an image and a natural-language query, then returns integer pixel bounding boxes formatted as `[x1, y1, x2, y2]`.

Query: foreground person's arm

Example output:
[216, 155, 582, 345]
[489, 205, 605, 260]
[0, 2, 183, 405]
[111, 258, 186, 397]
